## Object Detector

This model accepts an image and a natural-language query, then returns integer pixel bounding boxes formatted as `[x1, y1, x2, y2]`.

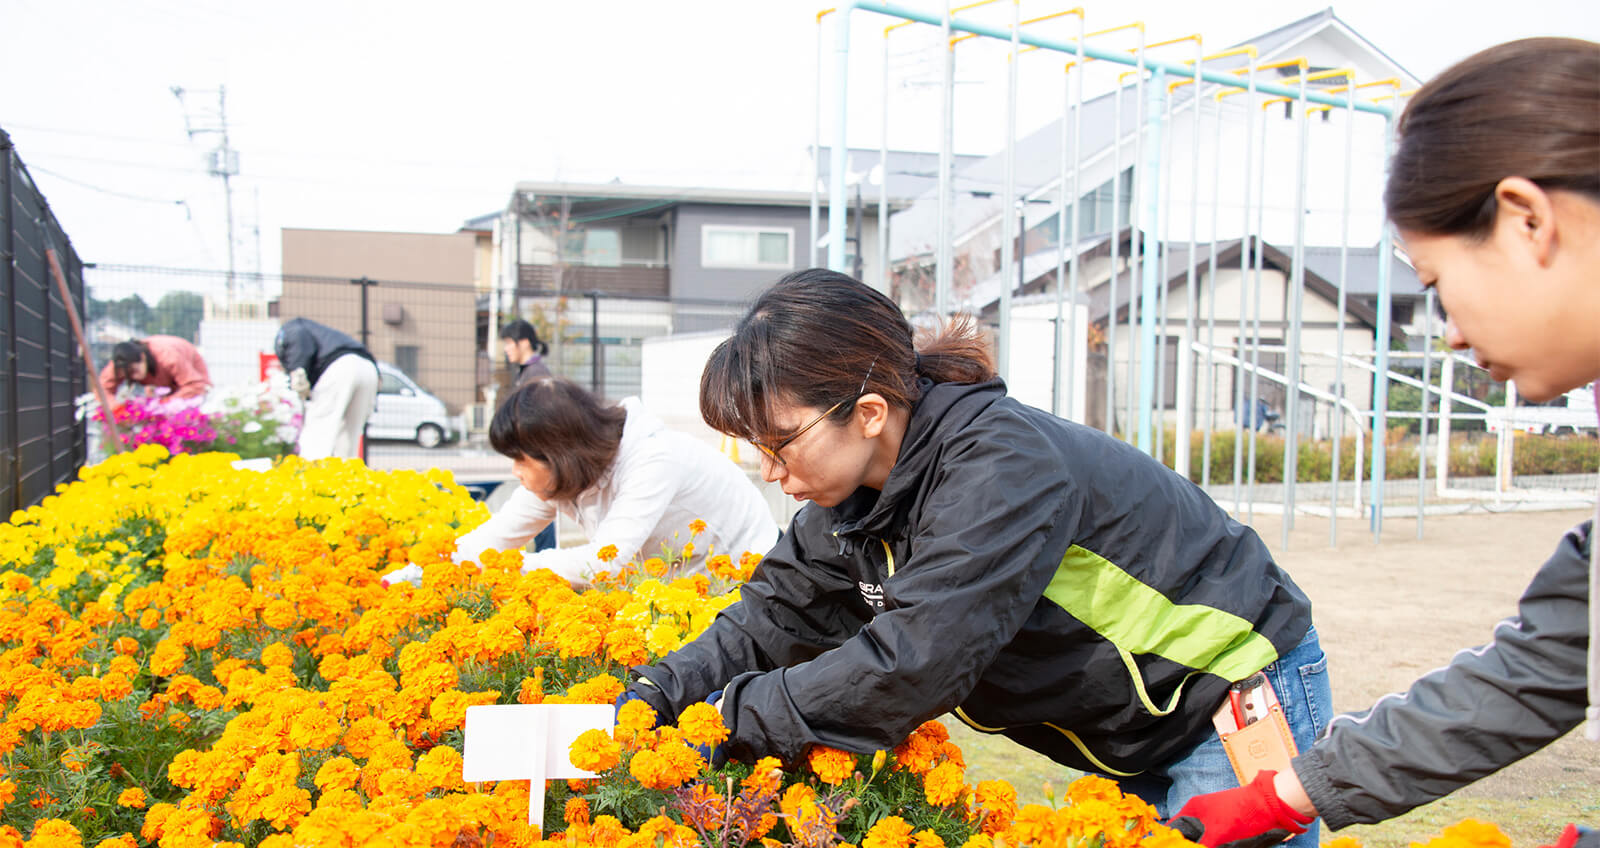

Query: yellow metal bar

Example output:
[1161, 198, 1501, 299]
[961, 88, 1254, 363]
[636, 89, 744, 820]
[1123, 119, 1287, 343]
[1232, 56, 1307, 75]
[1118, 69, 1145, 85]
[1187, 45, 1258, 63]
[1085, 20, 1144, 39]
[1261, 95, 1294, 109]
[1277, 66, 1353, 86]
[817, 7, 836, 22]
[1132, 33, 1200, 53]
[1022, 7, 1083, 26]
[1357, 77, 1402, 90]
[885, 17, 919, 35]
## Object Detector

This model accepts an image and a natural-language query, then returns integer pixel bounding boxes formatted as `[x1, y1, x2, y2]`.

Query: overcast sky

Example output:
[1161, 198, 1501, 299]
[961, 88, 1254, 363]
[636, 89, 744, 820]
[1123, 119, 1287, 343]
[4, 0, 1596, 281]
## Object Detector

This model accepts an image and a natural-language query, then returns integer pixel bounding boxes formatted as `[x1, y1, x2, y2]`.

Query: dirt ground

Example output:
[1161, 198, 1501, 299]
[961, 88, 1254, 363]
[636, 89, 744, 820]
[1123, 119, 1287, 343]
[1253, 507, 1598, 839]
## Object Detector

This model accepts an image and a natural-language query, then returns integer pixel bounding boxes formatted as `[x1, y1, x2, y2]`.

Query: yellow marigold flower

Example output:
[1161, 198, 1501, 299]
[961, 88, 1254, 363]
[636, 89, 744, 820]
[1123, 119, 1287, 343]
[924, 760, 966, 807]
[1322, 839, 1363, 848]
[806, 745, 857, 786]
[780, 783, 817, 821]
[677, 702, 730, 749]
[570, 728, 622, 773]
[314, 757, 360, 793]
[863, 816, 914, 848]
[1426, 820, 1512, 848]
[116, 787, 147, 808]
[643, 557, 667, 577]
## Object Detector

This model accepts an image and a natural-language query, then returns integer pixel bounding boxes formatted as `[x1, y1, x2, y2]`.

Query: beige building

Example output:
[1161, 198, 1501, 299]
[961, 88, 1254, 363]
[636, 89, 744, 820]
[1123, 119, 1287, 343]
[279, 228, 477, 412]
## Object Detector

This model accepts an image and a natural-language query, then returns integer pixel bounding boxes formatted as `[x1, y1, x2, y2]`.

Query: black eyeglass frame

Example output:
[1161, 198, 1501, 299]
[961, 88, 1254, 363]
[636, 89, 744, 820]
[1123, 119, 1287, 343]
[748, 357, 879, 467]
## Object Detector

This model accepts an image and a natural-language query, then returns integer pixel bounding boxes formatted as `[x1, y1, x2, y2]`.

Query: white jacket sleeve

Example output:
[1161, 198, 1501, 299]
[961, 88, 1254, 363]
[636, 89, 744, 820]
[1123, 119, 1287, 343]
[453, 485, 556, 565]
[518, 451, 681, 585]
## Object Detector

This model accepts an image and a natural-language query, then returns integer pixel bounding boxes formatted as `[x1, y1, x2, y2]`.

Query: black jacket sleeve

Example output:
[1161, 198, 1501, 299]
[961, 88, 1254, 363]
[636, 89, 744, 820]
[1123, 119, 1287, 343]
[717, 413, 1078, 763]
[1295, 520, 1592, 829]
[627, 507, 870, 725]
[274, 320, 313, 377]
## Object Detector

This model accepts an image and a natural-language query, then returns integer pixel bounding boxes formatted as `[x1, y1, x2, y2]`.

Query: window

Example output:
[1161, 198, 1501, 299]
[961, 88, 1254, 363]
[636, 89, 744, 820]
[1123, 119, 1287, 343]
[393, 345, 420, 381]
[1078, 168, 1134, 237]
[701, 226, 793, 269]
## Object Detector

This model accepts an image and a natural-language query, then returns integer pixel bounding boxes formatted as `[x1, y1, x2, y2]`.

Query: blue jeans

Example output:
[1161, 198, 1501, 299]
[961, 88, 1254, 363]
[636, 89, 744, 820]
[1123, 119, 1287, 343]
[1107, 626, 1332, 848]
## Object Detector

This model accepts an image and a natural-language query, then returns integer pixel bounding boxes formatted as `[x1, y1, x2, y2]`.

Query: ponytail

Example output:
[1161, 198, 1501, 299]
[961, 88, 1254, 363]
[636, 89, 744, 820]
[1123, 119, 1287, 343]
[913, 313, 996, 385]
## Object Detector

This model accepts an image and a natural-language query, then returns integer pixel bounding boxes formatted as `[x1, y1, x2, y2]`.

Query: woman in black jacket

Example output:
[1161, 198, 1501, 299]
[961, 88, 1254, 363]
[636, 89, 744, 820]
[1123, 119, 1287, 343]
[621, 268, 1331, 842]
[1175, 37, 1599, 846]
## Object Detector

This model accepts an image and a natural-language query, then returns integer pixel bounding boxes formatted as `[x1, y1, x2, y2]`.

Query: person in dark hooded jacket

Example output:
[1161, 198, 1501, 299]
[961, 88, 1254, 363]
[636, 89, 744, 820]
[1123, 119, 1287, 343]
[274, 317, 378, 460]
[619, 268, 1331, 842]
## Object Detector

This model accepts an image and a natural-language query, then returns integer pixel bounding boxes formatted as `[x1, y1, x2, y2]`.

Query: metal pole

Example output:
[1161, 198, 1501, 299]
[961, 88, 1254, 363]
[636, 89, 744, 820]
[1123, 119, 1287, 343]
[828, 6, 854, 272]
[1231, 61, 1257, 516]
[813, 11, 827, 268]
[1156, 81, 1174, 465]
[1136, 66, 1166, 456]
[1109, 78, 1125, 436]
[1417, 287, 1433, 538]
[1127, 41, 1146, 448]
[1054, 59, 1069, 417]
[590, 292, 602, 395]
[47, 248, 123, 453]
[1331, 81, 1356, 546]
[1065, 17, 1084, 421]
[1247, 95, 1268, 525]
[938, 2, 955, 316]
[879, 29, 891, 293]
[1202, 64, 1225, 488]
[997, 0, 1019, 384]
[1371, 108, 1397, 536]
[1282, 75, 1310, 546]
[1437, 352, 1454, 494]
[1179, 44, 1204, 481]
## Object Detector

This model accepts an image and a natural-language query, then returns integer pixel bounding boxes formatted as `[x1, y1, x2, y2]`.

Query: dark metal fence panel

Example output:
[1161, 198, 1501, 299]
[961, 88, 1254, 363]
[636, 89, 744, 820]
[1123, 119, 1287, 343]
[1, 127, 88, 515]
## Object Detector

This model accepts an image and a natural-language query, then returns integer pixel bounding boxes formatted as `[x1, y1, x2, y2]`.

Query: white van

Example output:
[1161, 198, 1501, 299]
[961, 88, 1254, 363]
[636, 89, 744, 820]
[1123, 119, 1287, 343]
[369, 361, 459, 448]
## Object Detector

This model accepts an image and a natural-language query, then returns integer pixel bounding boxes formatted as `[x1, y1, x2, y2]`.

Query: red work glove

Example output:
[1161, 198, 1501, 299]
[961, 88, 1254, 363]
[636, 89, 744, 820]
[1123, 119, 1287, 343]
[1169, 771, 1314, 847]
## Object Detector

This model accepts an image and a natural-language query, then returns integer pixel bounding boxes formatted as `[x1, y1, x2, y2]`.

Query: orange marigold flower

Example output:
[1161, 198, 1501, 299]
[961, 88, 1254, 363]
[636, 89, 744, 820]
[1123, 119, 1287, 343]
[972, 780, 1018, 836]
[0, 779, 16, 806]
[116, 787, 147, 808]
[924, 760, 966, 807]
[260, 642, 295, 668]
[314, 757, 361, 794]
[806, 745, 857, 786]
[680, 783, 727, 832]
[960, 836, 994, 848]
[99, 672, 133, 702]
[112, 636, 140, 656]
[688, 519, 708, 536]
[597, 545, 619, 563]
[1065, 774, 1122, 804]
[912, 831, 945, 848]
[518, 672, 547, 705]
[569, 728, 622, 773]
[863, 816, 914, 848]
[779, 783, 817, 821]
[676, 702, 729, 749]
[742, 756, 784, 796]
[565, 797, 592, 829]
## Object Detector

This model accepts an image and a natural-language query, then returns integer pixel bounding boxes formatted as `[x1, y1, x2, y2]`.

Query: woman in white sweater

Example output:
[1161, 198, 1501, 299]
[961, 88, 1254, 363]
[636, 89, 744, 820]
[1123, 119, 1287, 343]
[384, 378, 779, 588]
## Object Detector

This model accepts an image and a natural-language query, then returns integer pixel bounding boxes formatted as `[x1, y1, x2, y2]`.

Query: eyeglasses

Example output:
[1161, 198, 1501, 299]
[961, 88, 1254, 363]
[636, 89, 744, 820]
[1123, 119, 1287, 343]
[749, 357, 878, 467]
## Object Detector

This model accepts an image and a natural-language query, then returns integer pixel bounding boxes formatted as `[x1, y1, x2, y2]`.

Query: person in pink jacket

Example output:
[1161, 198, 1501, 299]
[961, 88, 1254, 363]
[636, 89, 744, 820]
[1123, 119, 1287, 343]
[99, 336, 212, 400]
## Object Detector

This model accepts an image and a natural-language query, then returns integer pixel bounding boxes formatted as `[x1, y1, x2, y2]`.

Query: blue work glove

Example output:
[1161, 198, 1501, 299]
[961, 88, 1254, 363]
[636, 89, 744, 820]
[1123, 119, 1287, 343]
[689, 689, 727, 768]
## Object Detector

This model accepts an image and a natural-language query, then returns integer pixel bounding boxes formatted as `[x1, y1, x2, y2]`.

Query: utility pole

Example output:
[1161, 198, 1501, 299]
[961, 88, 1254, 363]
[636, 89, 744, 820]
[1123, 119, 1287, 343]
[172, 85, 240, 304]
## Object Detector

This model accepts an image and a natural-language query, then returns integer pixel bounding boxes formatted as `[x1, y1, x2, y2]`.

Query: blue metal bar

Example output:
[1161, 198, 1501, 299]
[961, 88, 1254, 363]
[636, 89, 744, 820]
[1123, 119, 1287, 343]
[1371, 112, 1396, 536]
[848, 1, 1394, 115]
[1136, 66, 1166, 454]
[829, 4, 856, 272]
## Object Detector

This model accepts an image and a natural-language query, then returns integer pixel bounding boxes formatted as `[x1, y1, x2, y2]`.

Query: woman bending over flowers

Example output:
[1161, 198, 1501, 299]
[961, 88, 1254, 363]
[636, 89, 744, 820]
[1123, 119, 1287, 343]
[620, 269, 1331, 844]
[384, 377, 777, 588]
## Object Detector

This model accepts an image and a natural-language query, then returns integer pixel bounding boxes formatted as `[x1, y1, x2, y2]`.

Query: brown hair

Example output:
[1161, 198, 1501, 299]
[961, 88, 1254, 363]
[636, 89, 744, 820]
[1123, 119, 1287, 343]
[699, 268, 996, 443]
[489, 378, 627, 501]
[1386, 37, 1599, 238]
[111, 340, 152, 381]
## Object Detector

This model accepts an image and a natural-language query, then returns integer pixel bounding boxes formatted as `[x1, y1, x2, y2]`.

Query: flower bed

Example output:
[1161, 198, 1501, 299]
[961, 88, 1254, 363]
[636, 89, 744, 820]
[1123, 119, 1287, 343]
[84, 382, 300, 461]
[0, 449, 1525, 847]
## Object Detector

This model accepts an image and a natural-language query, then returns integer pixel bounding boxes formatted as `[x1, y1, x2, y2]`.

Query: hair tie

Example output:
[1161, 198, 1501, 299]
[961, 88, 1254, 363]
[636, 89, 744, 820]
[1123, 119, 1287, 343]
[913, 352, 925, 372]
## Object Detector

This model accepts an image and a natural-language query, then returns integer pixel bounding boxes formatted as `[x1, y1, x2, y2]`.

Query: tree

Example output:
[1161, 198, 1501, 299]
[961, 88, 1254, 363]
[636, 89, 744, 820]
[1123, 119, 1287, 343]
[149, 291, 205, 340]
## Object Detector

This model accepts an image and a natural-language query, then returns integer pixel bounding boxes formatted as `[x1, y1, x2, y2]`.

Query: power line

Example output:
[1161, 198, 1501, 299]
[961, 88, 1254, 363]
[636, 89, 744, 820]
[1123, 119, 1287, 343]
[25, 164, 193, 214]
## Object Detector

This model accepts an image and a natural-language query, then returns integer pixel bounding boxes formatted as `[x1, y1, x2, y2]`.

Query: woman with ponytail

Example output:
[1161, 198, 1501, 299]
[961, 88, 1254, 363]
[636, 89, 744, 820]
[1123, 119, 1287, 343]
[620, 268, 1330, 839]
